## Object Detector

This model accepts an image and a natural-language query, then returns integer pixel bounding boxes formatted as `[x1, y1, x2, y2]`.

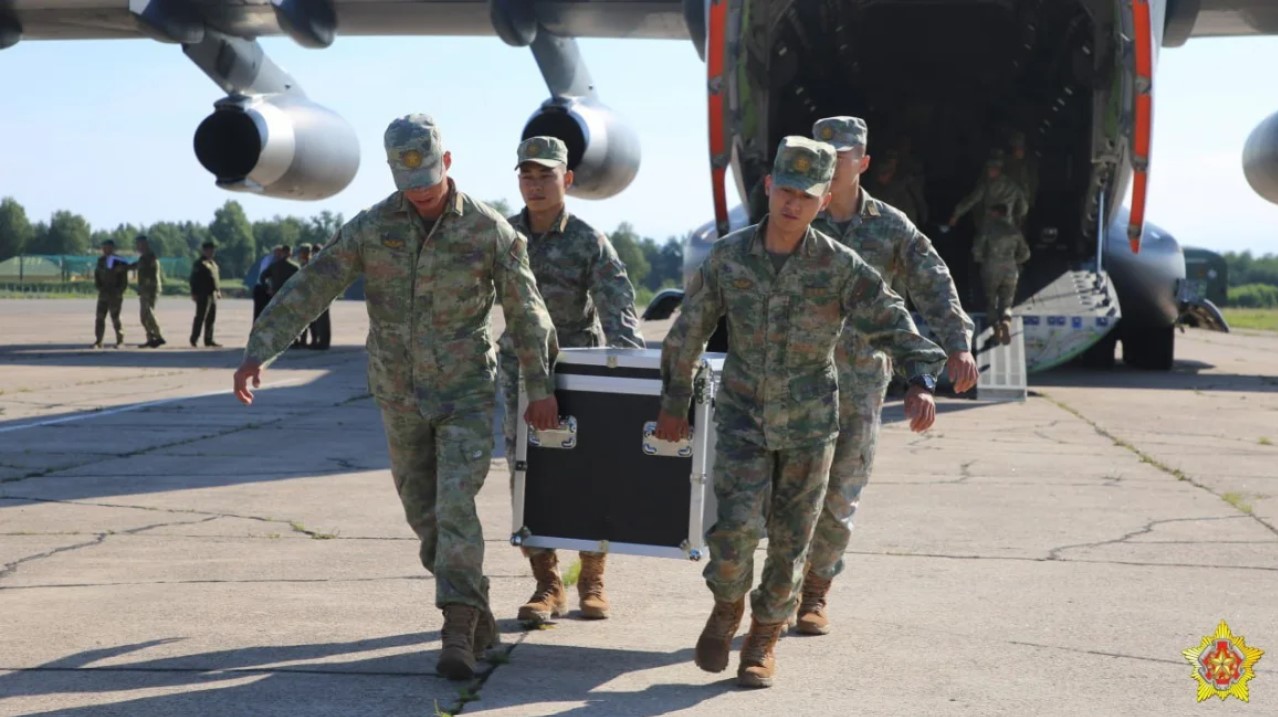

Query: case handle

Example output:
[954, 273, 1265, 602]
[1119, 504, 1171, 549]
[529, 415, 577, 449]
[642, 420, 693, 458]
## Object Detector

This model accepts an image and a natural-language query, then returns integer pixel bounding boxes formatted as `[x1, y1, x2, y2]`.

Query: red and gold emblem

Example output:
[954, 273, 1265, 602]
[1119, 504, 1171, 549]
[1183, 620, 1263, 702]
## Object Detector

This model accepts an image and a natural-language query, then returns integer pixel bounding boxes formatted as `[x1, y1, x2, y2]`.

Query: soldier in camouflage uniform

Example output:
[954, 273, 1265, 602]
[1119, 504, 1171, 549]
[974, 203, 1031, 344]
[188, 241, 222, 348]
[655, 136, 946, 689]
[92, 239, 129, 349]
[866, 150, 928, 228]
[233, 114, 560, 682]
[1002, 130, 1039, 210]
[795, 117, 977, 637]
[947, 153, 1029, 234]
[132, 235, 166, 348]
[499, 136, 645, 625]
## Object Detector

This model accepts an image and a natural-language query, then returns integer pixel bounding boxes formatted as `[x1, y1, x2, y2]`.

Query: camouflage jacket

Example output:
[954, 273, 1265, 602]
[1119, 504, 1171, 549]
[953, 174, 1028, 227]
[1002, 152, 1039, 203]
[189, 257, 220, 297]
[499, 208, 644, 352]
[974, 218, 1031, 265]
[813, 188, 973, 357]
[245, 184, 559, 412]
[660, 219, 945, 449]
[94, 256, 129, 296]
[135, 251, 162, 294]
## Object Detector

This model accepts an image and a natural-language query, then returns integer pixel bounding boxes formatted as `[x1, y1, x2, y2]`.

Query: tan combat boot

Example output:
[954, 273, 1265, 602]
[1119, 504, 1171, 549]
[517, 551, 568, 624]
[694, 597, 745, 673]
[737, 617, 786, 688]
[437, 604, 478, 681]
[577, 552, 610, 619]
[794, 572, 833, 635]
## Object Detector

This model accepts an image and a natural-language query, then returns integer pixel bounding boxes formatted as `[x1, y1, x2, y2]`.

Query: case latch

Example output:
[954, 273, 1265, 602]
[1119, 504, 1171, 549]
[529, 415, 577, 449]
[642, 421, 693, 458]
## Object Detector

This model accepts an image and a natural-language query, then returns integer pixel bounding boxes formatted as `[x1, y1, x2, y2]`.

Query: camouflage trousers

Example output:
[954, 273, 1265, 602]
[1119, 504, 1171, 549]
[380, 399, 494, 610]
[806, 354, 890, 580]
[94, 292, 124, 343]
[982, 261, 1019, 322]
[705, 432, 835, 623]
[496, 347, 603, 560]
[138, 290, 164, 341]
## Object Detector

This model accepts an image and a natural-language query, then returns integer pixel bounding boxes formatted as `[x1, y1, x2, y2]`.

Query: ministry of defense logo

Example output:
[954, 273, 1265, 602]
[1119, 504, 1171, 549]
[1183, 620, 1263, 702]
[793, 156, 811, 173]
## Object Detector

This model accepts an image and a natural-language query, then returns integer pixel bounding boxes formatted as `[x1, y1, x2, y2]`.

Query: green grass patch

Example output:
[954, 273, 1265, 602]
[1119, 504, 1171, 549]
[1260, 437, 1274, 447]
[1221, 492, 1255, 515]
[1222, 308, 1278, 332]
[561, 558, 581, 588]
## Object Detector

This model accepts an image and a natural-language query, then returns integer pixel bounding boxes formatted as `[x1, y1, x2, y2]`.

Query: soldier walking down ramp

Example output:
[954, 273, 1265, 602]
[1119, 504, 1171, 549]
[947, 153, 1029, 234]
[974, 203, 1032, 344]
[499, 136, 645, 625]
[802, 116, 976, 637]
[92, 239, 128, 349]
[233, 114, 561, 682]
[654, 136, 946, 689]
[188, 241, 222, 348]
[132, 235, 166, 348]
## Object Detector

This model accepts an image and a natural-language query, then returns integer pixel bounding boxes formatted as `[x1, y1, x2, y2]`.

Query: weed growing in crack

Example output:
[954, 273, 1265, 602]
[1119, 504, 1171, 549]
[1222, 492, 1255, 515]
[562, 558, 581, 588]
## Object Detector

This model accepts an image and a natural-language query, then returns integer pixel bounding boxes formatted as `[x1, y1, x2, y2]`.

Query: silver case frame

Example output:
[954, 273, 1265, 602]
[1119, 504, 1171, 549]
[511, 348, 721, 561]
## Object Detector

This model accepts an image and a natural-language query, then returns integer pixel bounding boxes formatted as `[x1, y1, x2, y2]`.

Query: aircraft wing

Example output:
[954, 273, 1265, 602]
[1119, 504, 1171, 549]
[6, 0, 686, 42]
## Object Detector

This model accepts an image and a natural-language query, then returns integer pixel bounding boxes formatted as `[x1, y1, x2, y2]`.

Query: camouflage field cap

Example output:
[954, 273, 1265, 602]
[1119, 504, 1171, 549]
[516, 136, 569, 169]
[812, 116, 868, 151]
[384, 114, 445, 190]
[772, 136, 836, 197]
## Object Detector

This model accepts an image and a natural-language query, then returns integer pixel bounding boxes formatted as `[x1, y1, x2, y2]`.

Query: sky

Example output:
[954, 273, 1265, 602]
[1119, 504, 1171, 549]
[1, 31, 1277, 255]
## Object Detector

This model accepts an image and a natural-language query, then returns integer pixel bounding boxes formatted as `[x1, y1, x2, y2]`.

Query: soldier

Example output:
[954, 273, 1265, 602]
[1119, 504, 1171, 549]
[1002, 130, 1039, 210]
[266, 244, 300, 297]
[252, 247, 280, 322]
[947, 153, 1028, 234]
[91, 239, 129, 349]
[866, 150, 928, 228]
[295, 244, 313, 347]
[300, 243, 334, 350]
[973, 203, 1031, 344]
[795, 117, 977, 637]
[654, 136, 946, 689]
[232, 114, 561, 681]
[132, 235, 166, 348]
[189, 240, 222, 348]
[500, 136, 645, 626]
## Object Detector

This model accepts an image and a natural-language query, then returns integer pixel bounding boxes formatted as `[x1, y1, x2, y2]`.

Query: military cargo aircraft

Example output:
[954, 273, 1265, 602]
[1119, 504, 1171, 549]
[3, 0, 1273, 371]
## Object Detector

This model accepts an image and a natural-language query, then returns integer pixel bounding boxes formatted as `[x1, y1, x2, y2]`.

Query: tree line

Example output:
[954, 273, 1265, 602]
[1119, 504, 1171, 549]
[0, 196, 687, 294]
[1222, 251, 1278, 309]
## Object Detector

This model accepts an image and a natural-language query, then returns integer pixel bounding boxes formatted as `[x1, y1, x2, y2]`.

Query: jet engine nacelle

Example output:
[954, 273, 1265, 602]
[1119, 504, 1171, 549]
[1243, 110, 1278, 206]
[193, 94, 359, 200]
[521, 97, 640, 200]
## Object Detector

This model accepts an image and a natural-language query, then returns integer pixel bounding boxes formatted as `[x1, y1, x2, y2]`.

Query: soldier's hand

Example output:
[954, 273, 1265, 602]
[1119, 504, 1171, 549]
[946, 350, 979, 394]
[524, 396, 559, 432]
[234, 359, 263, 406]
[654, 410, 690, 442]
[904, 385, 936, 433]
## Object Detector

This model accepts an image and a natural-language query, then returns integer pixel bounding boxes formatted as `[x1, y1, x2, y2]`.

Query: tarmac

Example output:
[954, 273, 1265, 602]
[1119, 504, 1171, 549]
[1, 297, 1275, 716]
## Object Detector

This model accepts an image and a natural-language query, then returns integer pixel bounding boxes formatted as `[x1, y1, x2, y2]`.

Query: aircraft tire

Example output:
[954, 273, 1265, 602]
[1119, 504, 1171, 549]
[1120, 324, 1175, 371]
[1077, 330, 1117, 369]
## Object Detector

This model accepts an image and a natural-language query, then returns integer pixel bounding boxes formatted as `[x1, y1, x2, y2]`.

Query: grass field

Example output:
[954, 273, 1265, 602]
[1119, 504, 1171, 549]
[1222, 308, 1278, 332]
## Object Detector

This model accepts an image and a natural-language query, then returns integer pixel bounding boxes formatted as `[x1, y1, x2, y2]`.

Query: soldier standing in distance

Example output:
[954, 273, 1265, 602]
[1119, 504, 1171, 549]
[1002, 130, 1039, 210]
[947, 153, 1029, 234]
[654, 136, 946, 689]
[132, 235, 166, 348]
[797, 116, 977, 636]
[188, 240, 222, 348]
[302, 242, 334, 350]
[974, 203, 1032, 345]
[499, 135, 645, 625]
[91, 239, 129, 349]
[233, 114, 561, 681]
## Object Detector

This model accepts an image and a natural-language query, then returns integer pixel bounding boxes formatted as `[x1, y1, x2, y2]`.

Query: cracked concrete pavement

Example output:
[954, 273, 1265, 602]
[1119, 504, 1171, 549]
[1, 298, 1276, 716]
